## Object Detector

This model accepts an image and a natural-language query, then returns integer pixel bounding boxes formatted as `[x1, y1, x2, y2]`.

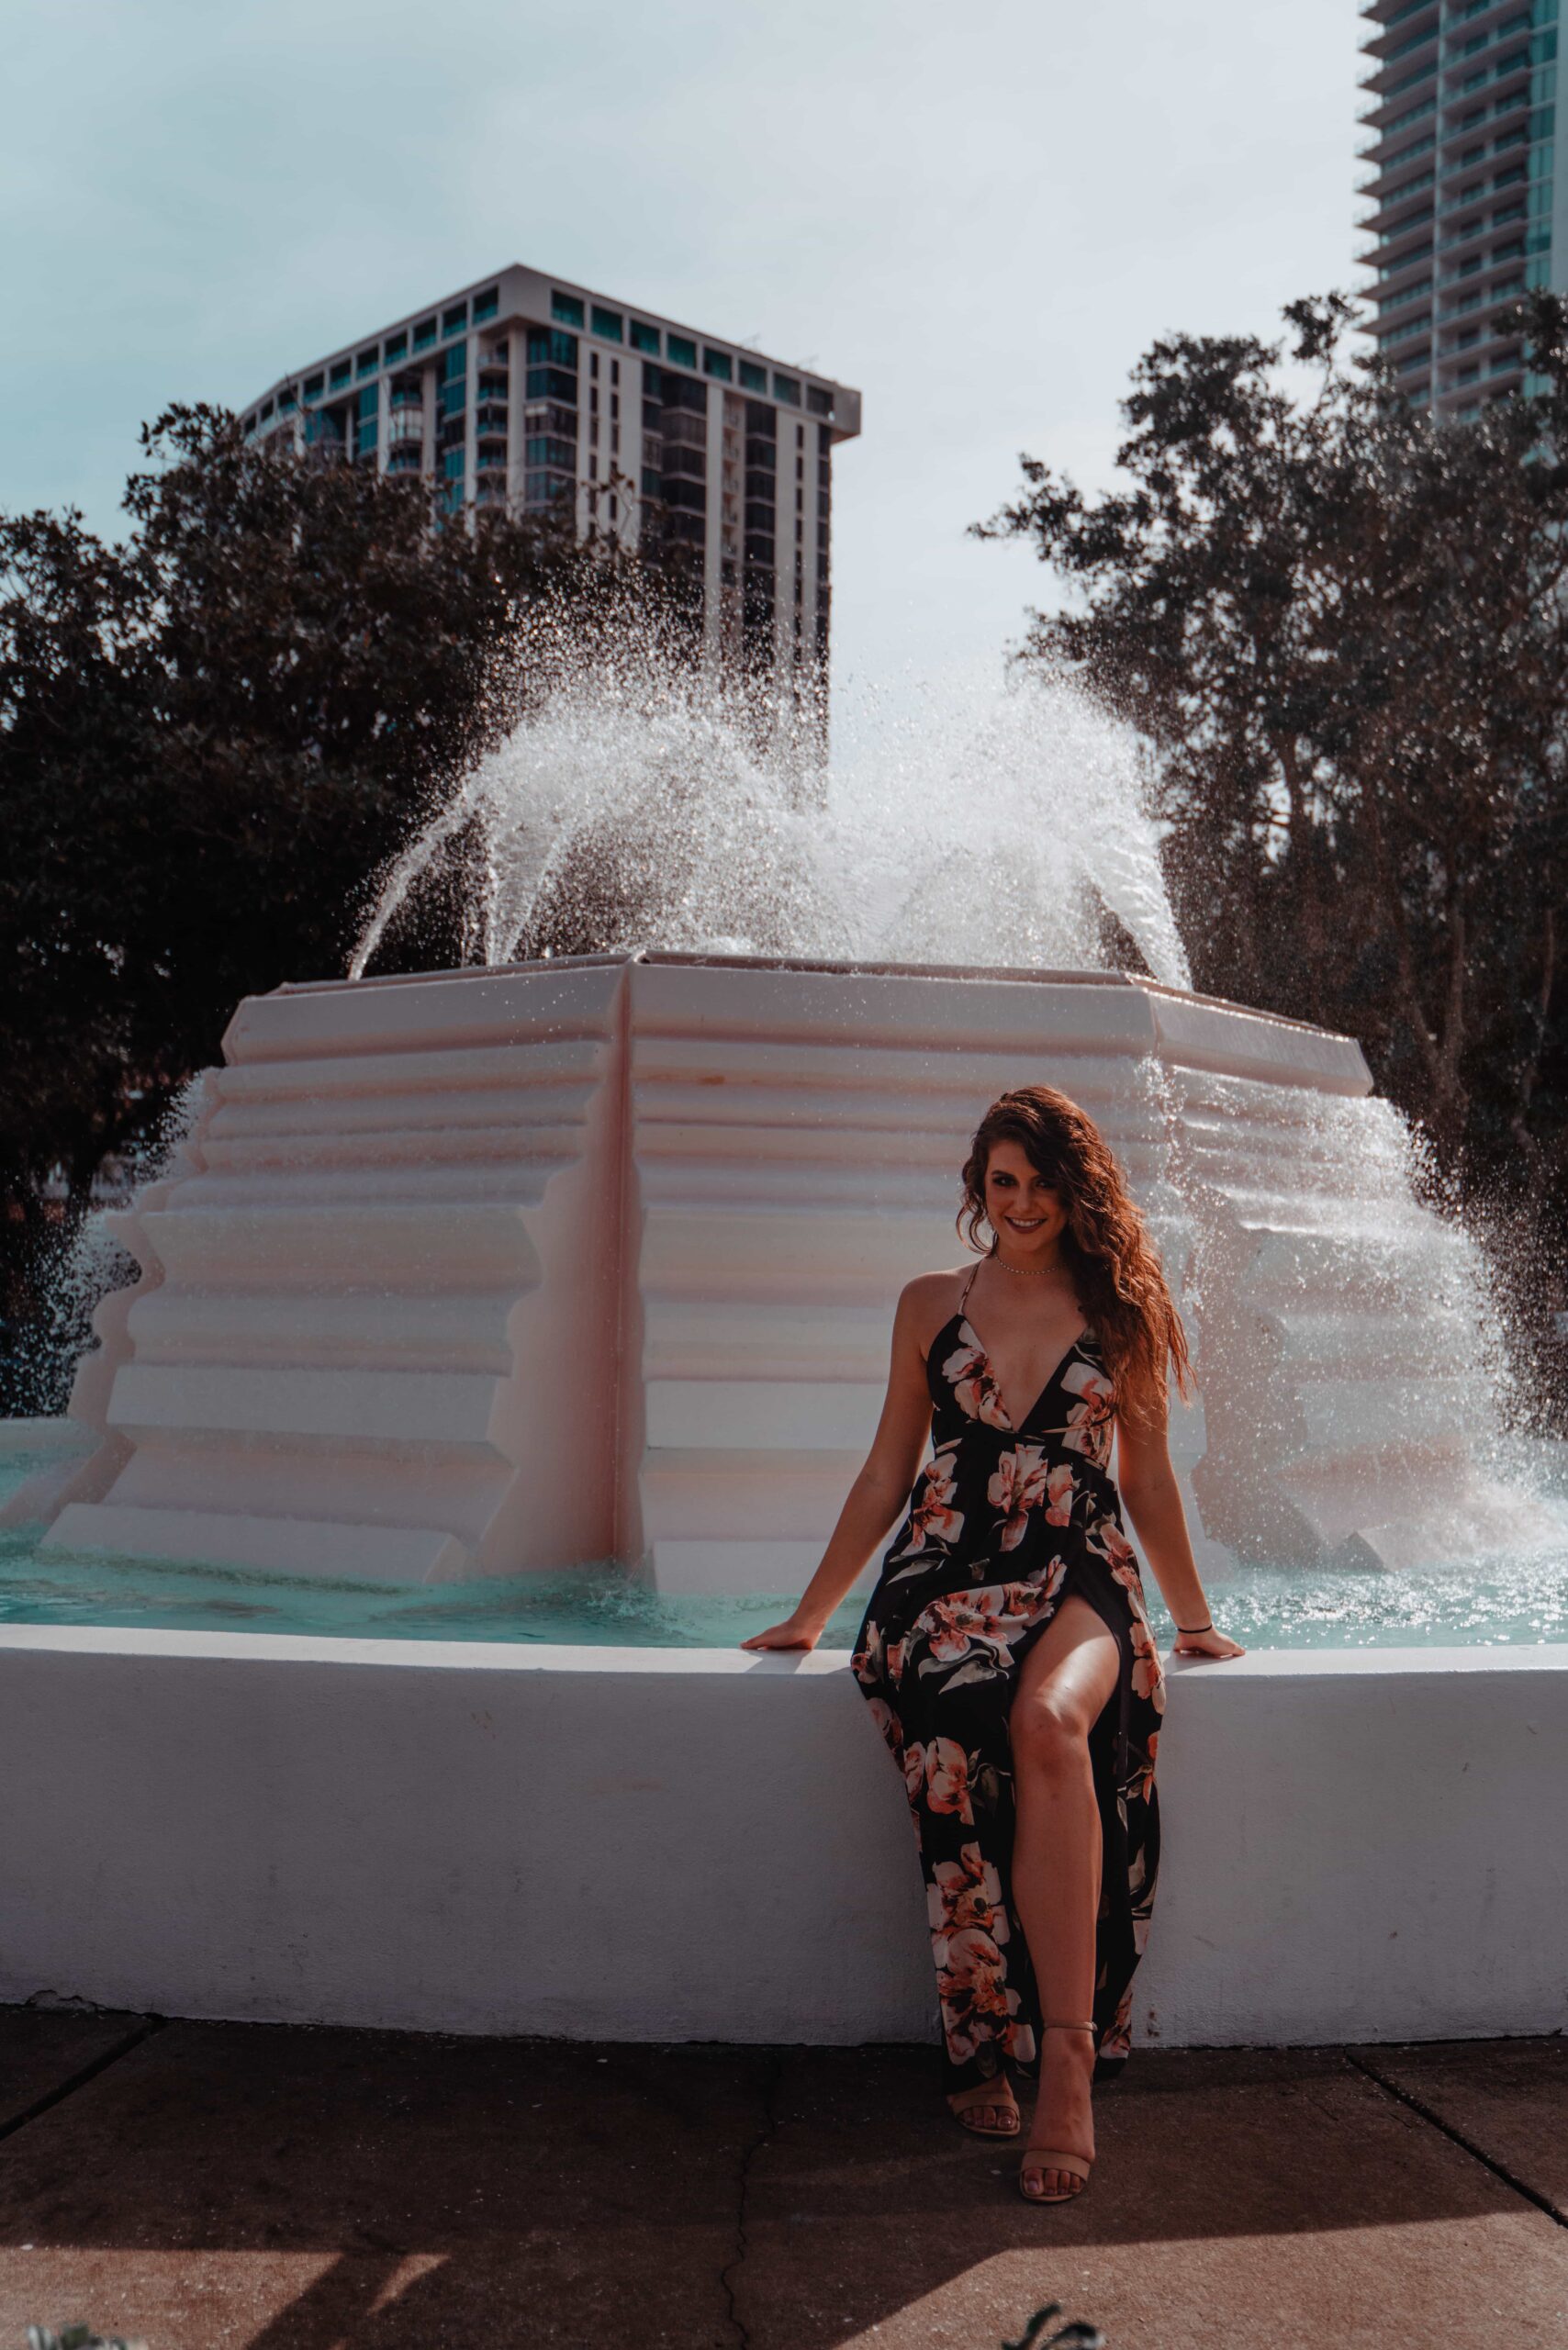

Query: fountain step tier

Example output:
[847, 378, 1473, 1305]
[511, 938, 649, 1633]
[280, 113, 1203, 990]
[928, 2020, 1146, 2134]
[11, 954, 1498, 1588]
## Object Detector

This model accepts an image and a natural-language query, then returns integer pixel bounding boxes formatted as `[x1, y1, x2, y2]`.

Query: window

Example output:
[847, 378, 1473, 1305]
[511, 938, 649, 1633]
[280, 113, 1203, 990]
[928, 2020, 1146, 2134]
[260, 398, 274, 420]
[630, 320, 660, 354]
[1379, 276, 1432, 309]
[610, 359, 619, 385]
[528, 325, 578, 371]
[527, 365, 579, 404]
[526, 470, 571, 509]
[304, 373, 324, 400]
[590, 352, 599, 380]
[703, 347, 733, 380]
[330, 359, 352, 388]
[667, 334, 697, 368]
[357, 346, 379, 376]
[243, 413, 257, 435]
[807, 385, 832, 417]
[773, 372, 801, 405]
[591, 305, 623, 341]
[738, 359, 767, 393]
[356, 383, 378, 459]
[414, 317, 437, 351]
[552, 291, 585, 328]
[279, 388, 297, 411]
[384, 333, 408, 364]
[1383, 21, 1438, 64]
[473, 286, 498, 323]
[442, 304, 467, 338]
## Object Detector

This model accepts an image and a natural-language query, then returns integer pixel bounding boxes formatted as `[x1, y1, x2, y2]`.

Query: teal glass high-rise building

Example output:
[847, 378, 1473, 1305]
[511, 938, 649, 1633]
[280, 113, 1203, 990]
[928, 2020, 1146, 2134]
[1361, 0, 1560, 417]
[241, 263, 861, 695]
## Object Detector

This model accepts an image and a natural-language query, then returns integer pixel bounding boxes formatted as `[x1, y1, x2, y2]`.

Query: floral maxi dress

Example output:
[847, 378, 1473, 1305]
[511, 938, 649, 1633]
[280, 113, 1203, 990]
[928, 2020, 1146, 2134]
[850, 1267, 1165, 2095]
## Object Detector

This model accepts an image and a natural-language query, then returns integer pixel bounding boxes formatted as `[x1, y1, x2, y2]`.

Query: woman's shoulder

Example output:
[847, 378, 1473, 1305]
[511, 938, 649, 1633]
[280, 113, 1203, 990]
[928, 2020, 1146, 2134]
[896, 1267, 973, 1355]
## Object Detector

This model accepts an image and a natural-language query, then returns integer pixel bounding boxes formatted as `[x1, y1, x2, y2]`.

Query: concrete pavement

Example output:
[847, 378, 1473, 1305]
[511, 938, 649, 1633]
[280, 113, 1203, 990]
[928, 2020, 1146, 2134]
[0, 2009, 1563, 2348]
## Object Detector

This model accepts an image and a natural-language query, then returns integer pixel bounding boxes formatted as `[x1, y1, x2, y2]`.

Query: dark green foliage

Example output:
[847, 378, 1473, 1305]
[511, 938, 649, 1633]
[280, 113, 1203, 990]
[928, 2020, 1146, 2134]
[977, 294, 1568, 1412]
[0, 408, 635, 1408]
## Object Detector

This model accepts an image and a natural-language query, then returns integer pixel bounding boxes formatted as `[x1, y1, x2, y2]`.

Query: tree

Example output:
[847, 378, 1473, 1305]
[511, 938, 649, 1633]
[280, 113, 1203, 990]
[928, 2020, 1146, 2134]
[0, 407, 636, 1407]
[975, 295, 1568, 1399]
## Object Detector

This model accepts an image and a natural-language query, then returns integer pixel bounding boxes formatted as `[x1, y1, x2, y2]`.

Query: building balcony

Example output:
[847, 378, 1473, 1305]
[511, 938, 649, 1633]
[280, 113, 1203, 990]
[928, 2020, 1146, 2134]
[1443, 44, 1532, 106]
[1358, 67, 1437, 130]
[1360, 211, 1437, 263]
[386, 411, 424, 449]
[1361, 39, 1439, 101]
[1440, 315, 1525, 366]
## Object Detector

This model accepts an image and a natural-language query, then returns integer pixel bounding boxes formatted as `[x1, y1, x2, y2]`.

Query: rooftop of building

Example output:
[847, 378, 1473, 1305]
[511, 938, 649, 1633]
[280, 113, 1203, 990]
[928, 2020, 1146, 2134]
[245, 260, 863, 442]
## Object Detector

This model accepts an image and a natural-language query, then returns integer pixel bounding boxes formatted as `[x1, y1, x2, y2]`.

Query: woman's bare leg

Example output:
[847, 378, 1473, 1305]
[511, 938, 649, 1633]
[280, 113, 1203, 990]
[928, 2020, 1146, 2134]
[1009, 1594, 1121, 2197]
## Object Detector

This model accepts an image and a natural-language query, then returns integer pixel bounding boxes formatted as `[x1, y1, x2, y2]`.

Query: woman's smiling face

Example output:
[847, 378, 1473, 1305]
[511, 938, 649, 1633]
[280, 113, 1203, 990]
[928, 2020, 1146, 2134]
[982, 1140, 1069, 1256]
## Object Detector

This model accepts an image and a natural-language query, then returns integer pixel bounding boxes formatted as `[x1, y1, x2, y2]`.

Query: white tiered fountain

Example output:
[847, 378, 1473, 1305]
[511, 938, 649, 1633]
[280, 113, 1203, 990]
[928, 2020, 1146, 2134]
[1, 661, 1562, 2054]
[17, 952, 1492, 1595]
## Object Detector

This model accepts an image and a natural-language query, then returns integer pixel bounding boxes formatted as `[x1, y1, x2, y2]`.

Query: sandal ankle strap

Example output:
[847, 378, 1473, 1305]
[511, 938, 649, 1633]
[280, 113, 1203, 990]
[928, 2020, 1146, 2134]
[1040, 2019, 1096, 2033]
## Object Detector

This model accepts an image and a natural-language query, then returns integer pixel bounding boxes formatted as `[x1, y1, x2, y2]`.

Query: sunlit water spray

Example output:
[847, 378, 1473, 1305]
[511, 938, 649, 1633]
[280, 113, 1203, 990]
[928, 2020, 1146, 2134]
[352, 650, 1189, 985]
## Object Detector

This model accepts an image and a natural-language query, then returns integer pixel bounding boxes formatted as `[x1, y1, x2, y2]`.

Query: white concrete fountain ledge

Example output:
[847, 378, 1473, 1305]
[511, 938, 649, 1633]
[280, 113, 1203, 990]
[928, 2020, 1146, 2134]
[12, 951, 1491, 1587]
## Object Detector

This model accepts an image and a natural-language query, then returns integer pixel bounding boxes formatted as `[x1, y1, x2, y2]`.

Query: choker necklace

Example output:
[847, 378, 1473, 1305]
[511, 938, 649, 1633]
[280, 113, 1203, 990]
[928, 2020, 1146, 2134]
[990, 1249, 1058, 1278]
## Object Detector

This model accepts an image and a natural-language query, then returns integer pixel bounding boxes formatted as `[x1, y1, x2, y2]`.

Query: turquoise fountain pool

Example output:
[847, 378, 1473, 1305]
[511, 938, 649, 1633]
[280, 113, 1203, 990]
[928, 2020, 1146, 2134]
[5, 1434, 1567, 1651]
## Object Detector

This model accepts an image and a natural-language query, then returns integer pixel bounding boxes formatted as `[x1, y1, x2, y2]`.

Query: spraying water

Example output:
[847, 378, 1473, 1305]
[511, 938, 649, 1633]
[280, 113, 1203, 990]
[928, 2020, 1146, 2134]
[352, 644, 1189, 986]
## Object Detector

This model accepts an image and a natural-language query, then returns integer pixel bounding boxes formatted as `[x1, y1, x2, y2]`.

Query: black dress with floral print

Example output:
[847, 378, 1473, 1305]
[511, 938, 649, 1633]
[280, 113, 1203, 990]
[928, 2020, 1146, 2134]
[851, 1275, 1164, 2096]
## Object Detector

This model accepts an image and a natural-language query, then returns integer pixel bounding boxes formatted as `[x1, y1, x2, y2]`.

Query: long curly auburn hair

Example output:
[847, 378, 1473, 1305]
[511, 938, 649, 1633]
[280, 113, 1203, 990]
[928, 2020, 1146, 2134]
[958, 1084, 1194, 1427]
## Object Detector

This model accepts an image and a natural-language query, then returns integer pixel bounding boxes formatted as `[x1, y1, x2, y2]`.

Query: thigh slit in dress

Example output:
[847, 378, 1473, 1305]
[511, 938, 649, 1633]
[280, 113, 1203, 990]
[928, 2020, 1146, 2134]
[851, 1263, 1165, 2093]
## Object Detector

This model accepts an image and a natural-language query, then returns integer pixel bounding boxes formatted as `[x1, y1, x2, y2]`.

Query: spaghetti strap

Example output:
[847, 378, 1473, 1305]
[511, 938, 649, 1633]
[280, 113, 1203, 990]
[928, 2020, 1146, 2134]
[958, 1259, 983, 1312]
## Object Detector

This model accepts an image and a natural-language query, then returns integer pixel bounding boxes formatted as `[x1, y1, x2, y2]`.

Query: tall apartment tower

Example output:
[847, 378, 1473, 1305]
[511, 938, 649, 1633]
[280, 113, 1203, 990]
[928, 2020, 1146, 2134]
[242, 263, 861, 691]
[1361, 0, 1561, 419]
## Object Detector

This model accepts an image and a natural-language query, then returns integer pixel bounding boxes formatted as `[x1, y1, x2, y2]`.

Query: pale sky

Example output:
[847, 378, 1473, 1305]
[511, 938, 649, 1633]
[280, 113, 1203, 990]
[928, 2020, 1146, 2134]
[3, 0, 1364, 692]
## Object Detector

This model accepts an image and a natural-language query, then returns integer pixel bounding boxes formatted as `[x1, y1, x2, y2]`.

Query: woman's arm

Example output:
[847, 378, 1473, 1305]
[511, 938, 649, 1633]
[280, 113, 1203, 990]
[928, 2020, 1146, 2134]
[1114, 1402, 1245, 1661]
[739, 1279, 945, 1651]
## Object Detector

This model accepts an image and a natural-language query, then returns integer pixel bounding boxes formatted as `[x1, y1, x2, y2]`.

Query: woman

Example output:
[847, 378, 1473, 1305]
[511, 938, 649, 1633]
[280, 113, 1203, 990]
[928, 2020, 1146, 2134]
[741, 1085, 1243, 2205]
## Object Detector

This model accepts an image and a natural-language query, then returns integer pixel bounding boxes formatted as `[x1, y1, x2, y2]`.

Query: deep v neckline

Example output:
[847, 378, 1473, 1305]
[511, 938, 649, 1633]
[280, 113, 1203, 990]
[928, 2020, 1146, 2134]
[953, 1311, 1089, 1437]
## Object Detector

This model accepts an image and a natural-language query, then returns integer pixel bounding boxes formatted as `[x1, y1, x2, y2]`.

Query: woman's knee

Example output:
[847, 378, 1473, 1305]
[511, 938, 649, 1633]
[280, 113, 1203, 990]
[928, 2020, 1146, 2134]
[1011, 1687, 1093, 1777]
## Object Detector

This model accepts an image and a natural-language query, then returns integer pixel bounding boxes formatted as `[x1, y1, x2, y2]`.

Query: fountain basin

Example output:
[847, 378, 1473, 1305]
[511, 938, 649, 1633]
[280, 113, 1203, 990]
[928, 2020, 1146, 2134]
[6, 952, 1558, 2053]
[1, 1625, 1562, 2048]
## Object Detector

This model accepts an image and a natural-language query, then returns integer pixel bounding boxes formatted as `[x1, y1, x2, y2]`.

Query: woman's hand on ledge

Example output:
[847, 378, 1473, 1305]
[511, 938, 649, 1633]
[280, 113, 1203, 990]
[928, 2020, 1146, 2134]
[740, 1613, 826, 1652]
[1170, 1624, 1246, 1661]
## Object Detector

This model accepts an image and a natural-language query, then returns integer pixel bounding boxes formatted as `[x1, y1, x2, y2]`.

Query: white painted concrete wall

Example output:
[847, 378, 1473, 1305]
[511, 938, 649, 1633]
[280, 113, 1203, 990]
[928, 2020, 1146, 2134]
[2, 1628, 1562, 2050]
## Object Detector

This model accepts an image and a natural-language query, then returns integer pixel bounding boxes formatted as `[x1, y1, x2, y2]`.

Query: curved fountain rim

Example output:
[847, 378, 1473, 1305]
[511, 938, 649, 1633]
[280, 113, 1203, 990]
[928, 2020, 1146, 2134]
[277, 947, 1360, 1048]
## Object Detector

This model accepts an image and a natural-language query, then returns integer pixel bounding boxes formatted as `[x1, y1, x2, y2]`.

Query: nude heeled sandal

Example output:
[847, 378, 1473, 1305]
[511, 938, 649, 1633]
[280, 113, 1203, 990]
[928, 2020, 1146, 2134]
[948, 2080, 1021, 2138]
[1019, 2020, 1097, 2203]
